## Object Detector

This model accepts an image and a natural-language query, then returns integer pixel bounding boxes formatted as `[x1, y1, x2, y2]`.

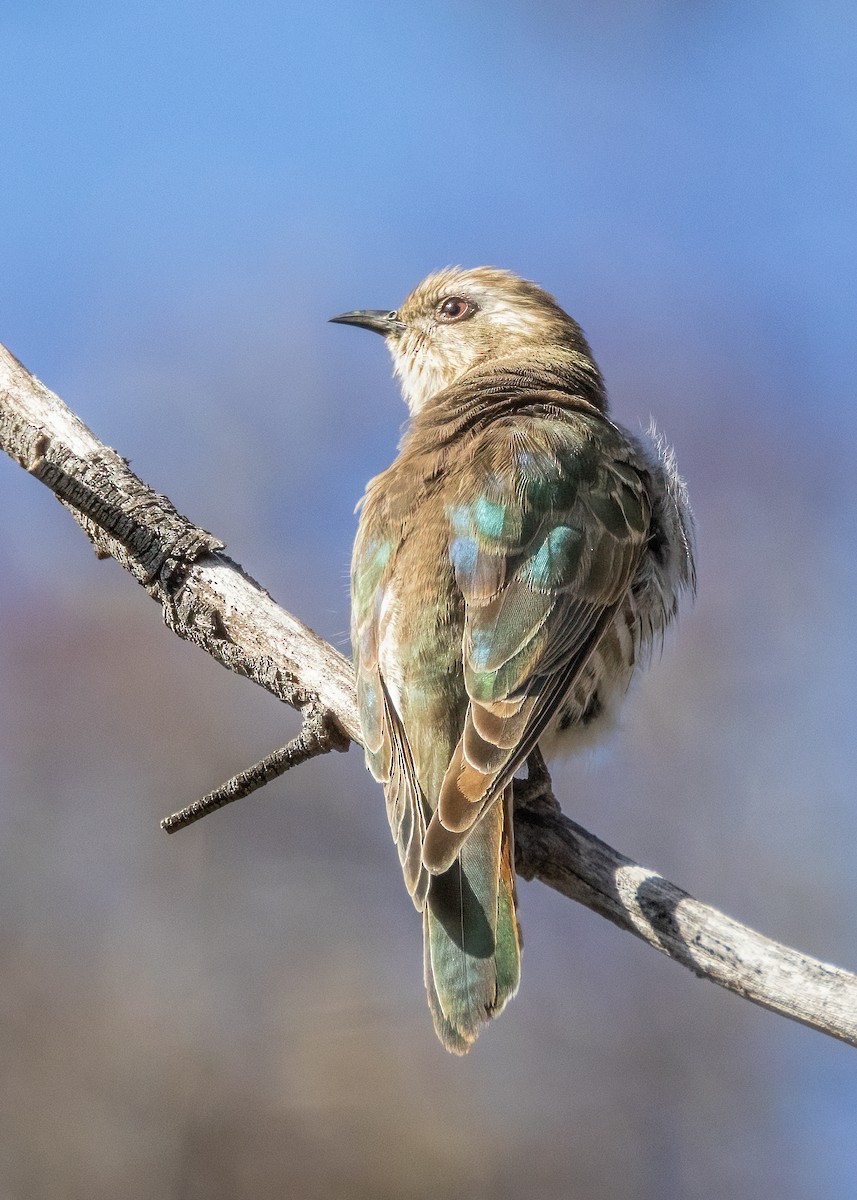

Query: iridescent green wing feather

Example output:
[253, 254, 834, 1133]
[351, 518, 430, 907]
[353, 466, 522, 1054]
[424, 411, 652, 871]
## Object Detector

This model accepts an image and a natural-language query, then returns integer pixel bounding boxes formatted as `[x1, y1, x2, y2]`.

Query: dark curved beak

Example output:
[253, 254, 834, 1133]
[329, 309, 406, 336]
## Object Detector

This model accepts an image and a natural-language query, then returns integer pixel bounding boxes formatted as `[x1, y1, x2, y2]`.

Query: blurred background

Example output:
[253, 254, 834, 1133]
[1, 2, 857, 1196]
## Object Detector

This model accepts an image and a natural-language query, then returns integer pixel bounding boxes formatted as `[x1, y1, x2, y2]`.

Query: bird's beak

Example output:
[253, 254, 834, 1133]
[329, 309, 406, 336]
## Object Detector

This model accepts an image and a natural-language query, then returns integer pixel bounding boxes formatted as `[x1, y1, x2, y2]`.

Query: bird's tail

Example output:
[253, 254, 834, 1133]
[422, 787, 520, 1053]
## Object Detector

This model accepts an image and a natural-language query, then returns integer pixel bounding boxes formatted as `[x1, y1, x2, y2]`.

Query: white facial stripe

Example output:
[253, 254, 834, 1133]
[384, 271, 580, 412]
[484, 298, 546, 338]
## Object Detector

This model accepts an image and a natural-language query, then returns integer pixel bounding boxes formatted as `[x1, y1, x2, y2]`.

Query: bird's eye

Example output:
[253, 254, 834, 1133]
[437, 296, 475, 322]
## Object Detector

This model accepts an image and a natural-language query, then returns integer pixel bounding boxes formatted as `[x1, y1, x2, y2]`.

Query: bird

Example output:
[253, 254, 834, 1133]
[332, 267, 695, 1054]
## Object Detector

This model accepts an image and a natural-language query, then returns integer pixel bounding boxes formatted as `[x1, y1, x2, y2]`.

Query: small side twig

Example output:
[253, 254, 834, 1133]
[160, 706, 349, 833]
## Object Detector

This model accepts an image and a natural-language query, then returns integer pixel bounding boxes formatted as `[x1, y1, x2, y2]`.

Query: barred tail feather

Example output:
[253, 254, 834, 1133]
[422, 792, 520, 1053]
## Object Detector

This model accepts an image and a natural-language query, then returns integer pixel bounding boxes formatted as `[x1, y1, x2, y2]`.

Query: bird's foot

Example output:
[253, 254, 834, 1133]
[513, 746, 560, 814]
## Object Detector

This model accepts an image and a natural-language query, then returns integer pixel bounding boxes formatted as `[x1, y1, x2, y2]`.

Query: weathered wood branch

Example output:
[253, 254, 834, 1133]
[2, 340, 856, 1049]
[161, 703, 349, 832]
[0, 343, 360, 741]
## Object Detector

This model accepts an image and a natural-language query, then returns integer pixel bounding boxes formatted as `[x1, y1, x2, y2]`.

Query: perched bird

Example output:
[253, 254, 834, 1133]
[333, 267, 695, 1053]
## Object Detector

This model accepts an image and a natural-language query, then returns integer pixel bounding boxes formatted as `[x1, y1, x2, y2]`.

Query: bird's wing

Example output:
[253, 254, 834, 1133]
[423, 412, 652, 872]
[351, 523, 431, 908]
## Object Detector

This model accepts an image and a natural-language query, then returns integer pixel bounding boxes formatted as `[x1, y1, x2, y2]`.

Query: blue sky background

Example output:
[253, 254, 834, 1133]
[2, 3, 857, 1196]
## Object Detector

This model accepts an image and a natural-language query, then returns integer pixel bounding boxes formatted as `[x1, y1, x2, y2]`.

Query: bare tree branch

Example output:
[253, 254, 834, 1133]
[161, 704, 349, 833]
[0, 342, 360, 740]
[2, 340, 856, 1050]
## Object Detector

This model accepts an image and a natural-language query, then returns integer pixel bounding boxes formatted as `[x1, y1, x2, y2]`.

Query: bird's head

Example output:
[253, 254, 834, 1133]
[331, 266, 601, 413]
